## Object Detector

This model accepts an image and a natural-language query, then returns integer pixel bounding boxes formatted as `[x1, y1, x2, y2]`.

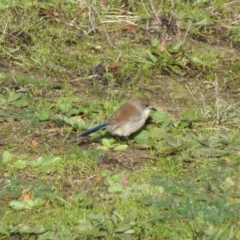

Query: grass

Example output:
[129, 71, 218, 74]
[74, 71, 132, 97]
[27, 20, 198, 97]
[1, 0, 240, 239]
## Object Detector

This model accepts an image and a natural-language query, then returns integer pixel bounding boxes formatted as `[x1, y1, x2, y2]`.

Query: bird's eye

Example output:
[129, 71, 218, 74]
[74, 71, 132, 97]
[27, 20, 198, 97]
[146, 104, 149, 108]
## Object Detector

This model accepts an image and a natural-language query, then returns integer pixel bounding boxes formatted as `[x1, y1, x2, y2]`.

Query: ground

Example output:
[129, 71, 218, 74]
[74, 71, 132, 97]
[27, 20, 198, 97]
[1, 0, 240, 239]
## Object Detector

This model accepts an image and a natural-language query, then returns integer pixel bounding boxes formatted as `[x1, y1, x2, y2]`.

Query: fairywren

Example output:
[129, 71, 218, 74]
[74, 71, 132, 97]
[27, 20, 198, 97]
[78, 97, 155, 137]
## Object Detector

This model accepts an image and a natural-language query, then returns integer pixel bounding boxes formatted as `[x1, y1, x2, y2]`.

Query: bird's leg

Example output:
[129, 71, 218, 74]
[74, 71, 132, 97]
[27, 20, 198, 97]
[122, 136, 136, 149]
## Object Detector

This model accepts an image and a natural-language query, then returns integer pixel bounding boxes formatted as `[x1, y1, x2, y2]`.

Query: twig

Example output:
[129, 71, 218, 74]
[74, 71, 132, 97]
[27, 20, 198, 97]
[73, 174, 97, 183]
[141, 0, 151, 17]
[1, 20, 9, 39]
[214, 73, 220, 125]
[70, 75, 99, 82]
[90, 5, 113, 47]
[183, 20, 192, 45]
[116, 50, 124, 62]
[88, 6, 96, 32]
[149, 0, 161, 21]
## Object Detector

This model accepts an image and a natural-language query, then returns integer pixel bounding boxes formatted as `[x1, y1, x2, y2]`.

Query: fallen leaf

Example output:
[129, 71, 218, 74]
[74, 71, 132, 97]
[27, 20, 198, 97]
[30, 140, 39, 148]
[34, 88, 42, 95]
[95, 175, 102, 181]
[109, 62, 123, 70]
[23, 194, 31, 201]
[121, 25, 137, 34]
[59, 146, 66, 152]
[53, 9, 60, 17]
[122, 175, 128, 187]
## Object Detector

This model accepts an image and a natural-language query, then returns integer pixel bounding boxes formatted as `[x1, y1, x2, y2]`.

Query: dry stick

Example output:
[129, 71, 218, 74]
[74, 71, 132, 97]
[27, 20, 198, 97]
[102, 15, 139, 25]
[88, 6, 96, 33]
[70, 75, 99, 82]
[214, 73, 220, 125]
[185, 84, 199, 105]
[116, 50, 124, 62]
[224, 1, 239, 6]
[183, 21, 192, 45]
[90, 5, 113, 47]
[101, 20, 137, 25]
[149, 0, 161, 21]
[185, 84, 207, 117]
[140, 0, 151, 17]
[73, 174, 97, 183]
[1, 20, 8, 38]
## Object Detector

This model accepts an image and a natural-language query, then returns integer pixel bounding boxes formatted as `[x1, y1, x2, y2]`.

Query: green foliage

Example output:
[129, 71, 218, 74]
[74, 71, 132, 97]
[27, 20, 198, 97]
[2, 150, 13, 164]
[1, 0, 240, 239]
[99, 138, 128, 151]
[27, 156, 62, 173]
[146, 172, 240, 224]
[78, 211, 136, 239]
[9, 198, 44, 210]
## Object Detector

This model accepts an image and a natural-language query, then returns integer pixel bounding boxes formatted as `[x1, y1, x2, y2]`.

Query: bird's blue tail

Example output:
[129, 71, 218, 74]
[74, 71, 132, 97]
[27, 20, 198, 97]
[77, 123, 107, 137]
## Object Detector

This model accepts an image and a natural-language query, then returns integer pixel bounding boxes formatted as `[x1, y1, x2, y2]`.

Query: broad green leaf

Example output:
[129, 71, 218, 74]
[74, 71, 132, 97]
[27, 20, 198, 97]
[27, 156, 44, 167]
[58, 102, 72, 113]
[172, 41, 183, 52]
[198, 137, 210, 147]
[222, 177, 235, 188]
[134, 130, 150, 144]
[102, 138, 112, 149]
[37, 156, 45, 164]
[43, 192, 67, 204]
[88, 230, 107, 237]
[36, 230, 55, 240]
[151, 39, 159, 47]
[79, 197, 94, 207]
[13, 160, 27, 169]
[101, 169, 110, 177]
[115, 224, 133, 232]
[178, 119, 192, 128]
[195, 18, 212, 26]
[106, 219, 114, 234]
[49, 157, 61, 164]
[97, 146, 110, 151]
[167, 136, 181, 147]
[219, 128, 231, 144]
[124, 229, 135, 234]
[108, 184, 123, 193]
[114, 144, 128, 151]
[72, 192, 86, 203]
[113, 211, 125, 222]
[147, 51, 158, 64]
[9, 198, 44, 210]
[115, 233, 135, 240]
[149, 127, 167, 140]
[182, 109, 200, 121]
[88, 213, 105, 222]
[208, 136, 222, 148]
[77, 219, 93, 233]
[0, 97, 7, 106]
[2, 151, 12, 164]
[9, 200, 26, 210]
[36, 111, 51, 121]
[54, 115, 75, 126]
[0, 225, 8, 234]
[151, 109, 172, 127]
[8, 93, 21, 103]
[195, 148, 234, 157]
[39, 165, 52, 173]
[11, 98, 28, 108]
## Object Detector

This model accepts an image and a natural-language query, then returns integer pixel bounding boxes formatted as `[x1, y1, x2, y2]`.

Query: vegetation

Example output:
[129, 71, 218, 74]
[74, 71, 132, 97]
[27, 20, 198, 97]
[1, 0, 240, 239]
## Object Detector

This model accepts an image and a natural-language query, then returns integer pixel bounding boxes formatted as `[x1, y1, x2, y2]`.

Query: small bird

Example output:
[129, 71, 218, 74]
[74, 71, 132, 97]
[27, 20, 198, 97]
[77, 97, 156, 138]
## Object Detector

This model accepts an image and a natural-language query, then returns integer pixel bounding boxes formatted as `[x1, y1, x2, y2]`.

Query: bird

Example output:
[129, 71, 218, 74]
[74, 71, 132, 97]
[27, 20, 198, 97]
[77, 97, 156, 138]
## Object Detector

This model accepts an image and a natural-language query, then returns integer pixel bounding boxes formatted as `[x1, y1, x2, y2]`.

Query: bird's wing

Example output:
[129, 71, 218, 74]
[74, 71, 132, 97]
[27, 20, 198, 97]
[106, 103, 142, 131]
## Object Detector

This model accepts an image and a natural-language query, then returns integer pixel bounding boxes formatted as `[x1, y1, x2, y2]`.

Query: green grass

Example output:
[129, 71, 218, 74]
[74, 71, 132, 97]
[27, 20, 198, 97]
[1, 0, 240, 239]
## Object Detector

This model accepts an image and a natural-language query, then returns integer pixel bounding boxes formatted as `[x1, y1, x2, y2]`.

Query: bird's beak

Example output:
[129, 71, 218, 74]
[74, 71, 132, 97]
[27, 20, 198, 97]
[151, 106, 157, 111]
